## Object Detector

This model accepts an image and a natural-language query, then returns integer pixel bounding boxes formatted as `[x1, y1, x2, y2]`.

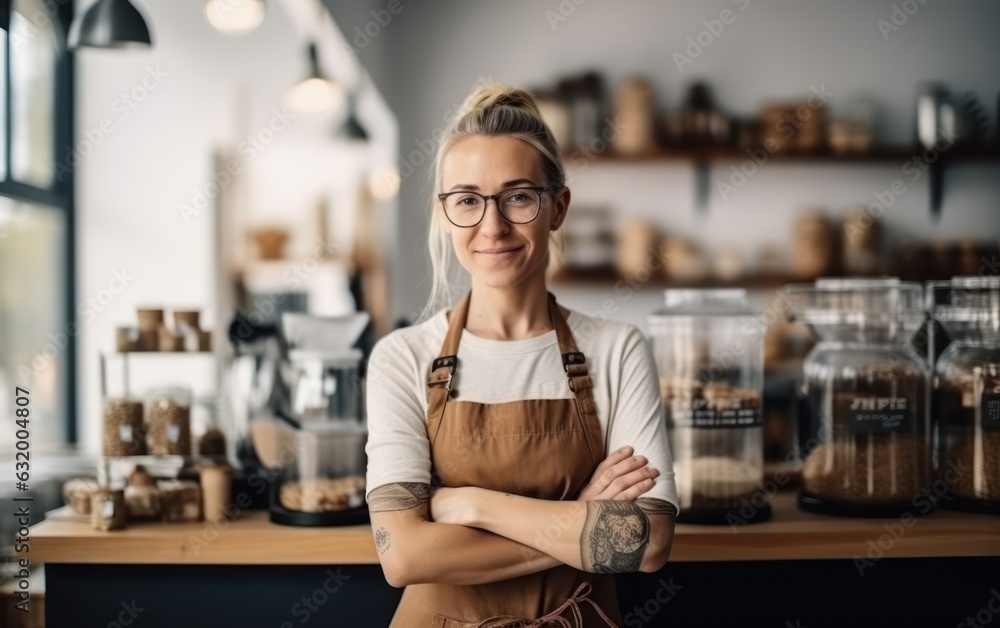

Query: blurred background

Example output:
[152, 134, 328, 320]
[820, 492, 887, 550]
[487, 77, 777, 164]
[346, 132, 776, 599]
[0, 0, 998, 624]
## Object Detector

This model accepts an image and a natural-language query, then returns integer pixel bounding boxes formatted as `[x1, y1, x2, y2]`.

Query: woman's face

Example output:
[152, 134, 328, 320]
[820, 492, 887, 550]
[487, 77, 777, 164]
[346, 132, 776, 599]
[439, 135, 569, 289]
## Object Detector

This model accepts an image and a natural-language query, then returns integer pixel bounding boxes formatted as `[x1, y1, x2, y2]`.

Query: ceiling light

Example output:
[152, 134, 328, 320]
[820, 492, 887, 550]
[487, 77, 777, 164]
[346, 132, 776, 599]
[68, 0, 152, 50]
[285, 43, 343, 114]
[205, 0, 266, 37]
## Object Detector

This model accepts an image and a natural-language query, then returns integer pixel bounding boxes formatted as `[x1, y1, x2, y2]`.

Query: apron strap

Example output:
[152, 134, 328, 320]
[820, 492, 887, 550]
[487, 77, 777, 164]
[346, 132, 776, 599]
[475, 581, 618, 628]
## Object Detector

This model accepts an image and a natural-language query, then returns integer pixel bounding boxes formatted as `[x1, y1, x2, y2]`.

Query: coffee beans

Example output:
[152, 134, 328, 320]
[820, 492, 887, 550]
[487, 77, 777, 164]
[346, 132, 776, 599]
[103, 399, 147, 456]
[280, 476, 366, 512]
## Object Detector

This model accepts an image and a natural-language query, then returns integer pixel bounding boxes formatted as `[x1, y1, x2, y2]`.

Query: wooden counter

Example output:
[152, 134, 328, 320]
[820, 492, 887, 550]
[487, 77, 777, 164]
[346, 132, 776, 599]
[31, 492, 1000, 566]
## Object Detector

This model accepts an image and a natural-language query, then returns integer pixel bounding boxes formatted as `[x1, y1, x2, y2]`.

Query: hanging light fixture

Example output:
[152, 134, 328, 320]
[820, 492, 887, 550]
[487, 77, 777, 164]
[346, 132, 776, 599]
[285, 43, 343, 115]
[68, 0, 152, 50]
[205, 0, 266, 37]
[336, 91, 369, 142]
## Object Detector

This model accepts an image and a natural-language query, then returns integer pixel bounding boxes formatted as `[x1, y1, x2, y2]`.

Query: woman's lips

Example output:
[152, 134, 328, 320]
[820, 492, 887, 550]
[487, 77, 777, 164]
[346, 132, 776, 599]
[476, 245, 523, 258]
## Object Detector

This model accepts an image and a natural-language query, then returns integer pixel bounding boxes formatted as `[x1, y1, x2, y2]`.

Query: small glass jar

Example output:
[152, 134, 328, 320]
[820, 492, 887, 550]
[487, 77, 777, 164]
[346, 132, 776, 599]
[788, 278, 931, 516]
[147, 387, 192, 455]
[930, 277, 1000, 514]
[91, 486, 127, 531]
[103, 397, 146, 457]
[648, 289, 768, 524]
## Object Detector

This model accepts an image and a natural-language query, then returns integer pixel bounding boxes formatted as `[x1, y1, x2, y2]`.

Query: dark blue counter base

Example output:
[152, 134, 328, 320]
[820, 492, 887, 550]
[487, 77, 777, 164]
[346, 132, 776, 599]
[45, 557, 999, 627]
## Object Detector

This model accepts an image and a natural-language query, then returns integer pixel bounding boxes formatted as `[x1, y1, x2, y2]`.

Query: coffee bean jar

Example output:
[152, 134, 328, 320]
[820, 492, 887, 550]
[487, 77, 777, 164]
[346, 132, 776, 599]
[648, 289, 768, 524]
[930, 277, 1000, 515]
[787, 278, 932, 517]
[146, 387, 192, 456]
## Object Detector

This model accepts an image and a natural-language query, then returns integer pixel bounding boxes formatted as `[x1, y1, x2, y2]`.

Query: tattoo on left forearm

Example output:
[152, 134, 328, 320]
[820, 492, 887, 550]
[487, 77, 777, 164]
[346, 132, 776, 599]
[374, 526, 391, 555]
[580, 501, 650, 573]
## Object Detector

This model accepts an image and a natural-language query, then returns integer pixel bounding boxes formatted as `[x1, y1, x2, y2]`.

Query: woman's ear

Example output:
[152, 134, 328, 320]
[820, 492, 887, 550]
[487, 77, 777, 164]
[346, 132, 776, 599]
[550, 186, 571, 231]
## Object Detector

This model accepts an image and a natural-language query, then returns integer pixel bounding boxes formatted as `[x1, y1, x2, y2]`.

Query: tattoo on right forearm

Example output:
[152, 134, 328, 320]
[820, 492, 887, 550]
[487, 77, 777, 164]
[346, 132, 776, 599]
[367, 482, 430, 513]
[580, 500, 650, 573]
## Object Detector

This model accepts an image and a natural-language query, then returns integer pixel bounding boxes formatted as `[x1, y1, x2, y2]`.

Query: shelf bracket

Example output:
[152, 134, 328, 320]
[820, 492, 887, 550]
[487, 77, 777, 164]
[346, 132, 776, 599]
[929, 157, 944, 220]
[694, 158, 710, 212]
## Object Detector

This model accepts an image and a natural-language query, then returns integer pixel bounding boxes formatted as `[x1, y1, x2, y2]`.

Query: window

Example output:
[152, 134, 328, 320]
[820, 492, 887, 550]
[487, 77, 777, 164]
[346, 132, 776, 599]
[0, 0, 75, 451]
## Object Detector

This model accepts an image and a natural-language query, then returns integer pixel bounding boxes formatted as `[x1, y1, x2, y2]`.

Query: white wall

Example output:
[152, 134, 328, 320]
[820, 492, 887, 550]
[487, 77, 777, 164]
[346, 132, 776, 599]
[330, 0, 1000, 323]
[74, 0, 397, 454]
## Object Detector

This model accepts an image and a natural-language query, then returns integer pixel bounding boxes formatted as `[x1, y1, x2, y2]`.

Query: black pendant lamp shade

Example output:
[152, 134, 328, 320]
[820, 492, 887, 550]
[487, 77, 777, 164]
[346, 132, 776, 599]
[338, 94, 369, 142]
[68, 0, 152, 50]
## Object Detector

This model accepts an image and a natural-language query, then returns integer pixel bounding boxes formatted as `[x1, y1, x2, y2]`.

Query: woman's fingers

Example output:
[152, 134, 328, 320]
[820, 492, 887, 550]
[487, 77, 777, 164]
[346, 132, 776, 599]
[597, 454, 649, 492]
[585, 446, 636, 493]
[608, 468, 660, 501]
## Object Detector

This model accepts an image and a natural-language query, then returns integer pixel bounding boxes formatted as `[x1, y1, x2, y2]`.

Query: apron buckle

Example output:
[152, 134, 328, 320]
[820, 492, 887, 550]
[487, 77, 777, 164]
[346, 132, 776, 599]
[432, 355, 458, 392]
[561, 351, 585, 373]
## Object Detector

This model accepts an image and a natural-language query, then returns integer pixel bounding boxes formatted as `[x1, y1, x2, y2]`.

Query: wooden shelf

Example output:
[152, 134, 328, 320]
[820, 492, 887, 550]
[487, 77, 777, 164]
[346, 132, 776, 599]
[550, 266, 813, 290]
[563, 144, 1000, 216]
[564, 145, 1000, 164]
[30, 492, 1000, 565]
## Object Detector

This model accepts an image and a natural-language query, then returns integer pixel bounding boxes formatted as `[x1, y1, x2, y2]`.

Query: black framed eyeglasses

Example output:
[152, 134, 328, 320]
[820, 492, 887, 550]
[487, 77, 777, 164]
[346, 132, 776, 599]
[437, 184, 562, 228]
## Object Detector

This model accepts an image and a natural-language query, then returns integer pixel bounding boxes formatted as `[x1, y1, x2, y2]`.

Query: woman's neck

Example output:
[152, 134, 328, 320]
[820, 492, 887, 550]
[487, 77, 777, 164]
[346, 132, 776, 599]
[464, 273, 554, 341]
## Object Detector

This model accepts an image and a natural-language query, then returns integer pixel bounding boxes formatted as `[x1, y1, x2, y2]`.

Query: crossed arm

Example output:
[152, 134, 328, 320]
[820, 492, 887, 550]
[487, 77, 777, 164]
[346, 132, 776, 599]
[368, 480, 677, 588]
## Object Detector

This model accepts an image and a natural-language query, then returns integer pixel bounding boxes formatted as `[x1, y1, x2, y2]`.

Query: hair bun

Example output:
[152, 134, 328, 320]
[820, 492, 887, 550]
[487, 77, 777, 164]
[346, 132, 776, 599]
[456, 80, 541, 120]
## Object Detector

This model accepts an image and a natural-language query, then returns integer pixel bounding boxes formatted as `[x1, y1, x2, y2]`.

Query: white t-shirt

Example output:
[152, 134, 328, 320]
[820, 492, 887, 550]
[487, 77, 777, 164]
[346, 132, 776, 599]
[363, 307, 680, 511]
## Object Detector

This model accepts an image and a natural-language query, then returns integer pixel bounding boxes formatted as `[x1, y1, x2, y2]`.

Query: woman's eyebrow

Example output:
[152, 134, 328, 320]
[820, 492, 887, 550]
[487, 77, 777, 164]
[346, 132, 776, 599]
[448, 178, 538, 191]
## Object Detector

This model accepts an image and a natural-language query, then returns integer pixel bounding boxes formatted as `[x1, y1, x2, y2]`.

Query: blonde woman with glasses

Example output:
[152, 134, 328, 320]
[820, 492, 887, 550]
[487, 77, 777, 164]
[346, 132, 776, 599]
[364, 80, 679, 627]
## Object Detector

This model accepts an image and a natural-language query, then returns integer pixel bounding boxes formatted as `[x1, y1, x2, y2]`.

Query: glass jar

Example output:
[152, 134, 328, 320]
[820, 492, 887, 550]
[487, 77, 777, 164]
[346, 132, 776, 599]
[788, 278, 931, 516]
[146, 387, 192, 456]
[930, 277, 1000, 514]
[103, 397, 146, 456]
[648, 289, 768, 524]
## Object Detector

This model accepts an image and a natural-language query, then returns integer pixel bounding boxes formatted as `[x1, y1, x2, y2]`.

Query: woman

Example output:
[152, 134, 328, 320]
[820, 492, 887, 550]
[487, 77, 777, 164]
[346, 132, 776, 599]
[364, 81, 679, 627]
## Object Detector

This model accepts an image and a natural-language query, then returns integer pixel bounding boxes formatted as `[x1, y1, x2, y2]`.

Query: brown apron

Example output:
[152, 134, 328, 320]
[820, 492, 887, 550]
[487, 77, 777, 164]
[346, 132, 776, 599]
[389, 290, 622, 628]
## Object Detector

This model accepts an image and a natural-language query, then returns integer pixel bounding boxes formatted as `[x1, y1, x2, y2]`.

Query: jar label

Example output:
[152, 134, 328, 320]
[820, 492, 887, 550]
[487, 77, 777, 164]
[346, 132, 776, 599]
[119, 424, 133, 442]
[983, 393, 1000, 432]
[848, 396, 912, 434]
[167, 424, 180, 443]
[100, 498, 115, 518]
[684, 398, 762, 429]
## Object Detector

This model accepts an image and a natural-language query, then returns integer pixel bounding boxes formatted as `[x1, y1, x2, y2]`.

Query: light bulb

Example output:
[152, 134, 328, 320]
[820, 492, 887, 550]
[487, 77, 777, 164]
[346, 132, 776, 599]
[205, 0, 266, 37]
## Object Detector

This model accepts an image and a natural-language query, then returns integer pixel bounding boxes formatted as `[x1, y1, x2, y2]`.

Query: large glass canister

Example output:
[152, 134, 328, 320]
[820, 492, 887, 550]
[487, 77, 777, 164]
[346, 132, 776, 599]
[930, 276, 1000, 514]
[648, 289, 768, 524]
[787, 278, 931, 516]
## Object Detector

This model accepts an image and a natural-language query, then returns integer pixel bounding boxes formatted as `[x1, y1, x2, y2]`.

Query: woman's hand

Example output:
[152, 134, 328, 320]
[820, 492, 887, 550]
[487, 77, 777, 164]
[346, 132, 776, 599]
[578, 446, 659, 501]
[428, 485, 477, 526]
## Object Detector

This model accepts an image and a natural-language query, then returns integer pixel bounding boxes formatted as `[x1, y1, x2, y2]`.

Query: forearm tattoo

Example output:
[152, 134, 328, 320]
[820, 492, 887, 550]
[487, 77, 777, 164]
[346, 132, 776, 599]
[636, 497, 679, 524]
[374, 526, 391, 555]
[367, 482, 430, 513]
[580, 501, 650, 573]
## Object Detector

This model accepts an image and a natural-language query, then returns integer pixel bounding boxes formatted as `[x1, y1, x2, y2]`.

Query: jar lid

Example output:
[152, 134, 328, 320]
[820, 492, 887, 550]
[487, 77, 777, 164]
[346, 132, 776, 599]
[653, 288, 754, 317]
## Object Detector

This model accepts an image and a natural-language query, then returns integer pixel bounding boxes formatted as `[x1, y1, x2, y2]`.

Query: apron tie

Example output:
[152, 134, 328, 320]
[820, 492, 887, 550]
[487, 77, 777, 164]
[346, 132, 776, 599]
[474, 582, 618, 628]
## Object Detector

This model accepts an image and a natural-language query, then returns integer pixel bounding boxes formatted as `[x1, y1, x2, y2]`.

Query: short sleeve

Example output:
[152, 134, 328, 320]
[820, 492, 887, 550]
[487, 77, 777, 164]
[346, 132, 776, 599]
[364, 330, 432, 503]
[604, 325, 680, 512]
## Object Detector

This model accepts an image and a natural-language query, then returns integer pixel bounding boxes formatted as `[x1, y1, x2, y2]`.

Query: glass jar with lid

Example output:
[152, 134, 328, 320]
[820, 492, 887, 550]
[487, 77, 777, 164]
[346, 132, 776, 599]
[648, 289, 768, 524]
[930, 276, 1000, 514]
[787, 278, 931, 516]
[146, 386, 193, 456]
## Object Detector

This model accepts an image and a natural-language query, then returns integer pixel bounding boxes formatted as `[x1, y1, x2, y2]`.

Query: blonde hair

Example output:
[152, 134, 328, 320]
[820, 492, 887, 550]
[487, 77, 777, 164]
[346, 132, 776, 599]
[419, 80, 567, 322]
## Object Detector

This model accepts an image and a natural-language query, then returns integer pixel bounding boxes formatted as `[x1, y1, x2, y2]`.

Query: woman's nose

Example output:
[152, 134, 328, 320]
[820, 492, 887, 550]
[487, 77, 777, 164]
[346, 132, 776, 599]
[478, 198, 511, 236]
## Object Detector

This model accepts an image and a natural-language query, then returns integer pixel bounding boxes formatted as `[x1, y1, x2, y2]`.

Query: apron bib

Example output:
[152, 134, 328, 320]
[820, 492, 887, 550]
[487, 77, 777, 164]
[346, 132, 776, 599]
[389, 290, 621, 628]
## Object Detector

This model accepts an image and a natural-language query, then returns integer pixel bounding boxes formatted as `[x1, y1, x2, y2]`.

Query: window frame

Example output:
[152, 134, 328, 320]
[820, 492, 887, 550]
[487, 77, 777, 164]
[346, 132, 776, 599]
[0, 0, 77, 444]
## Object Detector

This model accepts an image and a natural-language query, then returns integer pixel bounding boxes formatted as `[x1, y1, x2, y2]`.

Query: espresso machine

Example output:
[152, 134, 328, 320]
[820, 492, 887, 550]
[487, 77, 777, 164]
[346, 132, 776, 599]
[267, 311, 371, 526]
